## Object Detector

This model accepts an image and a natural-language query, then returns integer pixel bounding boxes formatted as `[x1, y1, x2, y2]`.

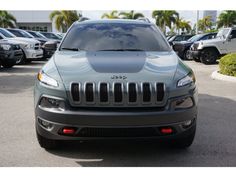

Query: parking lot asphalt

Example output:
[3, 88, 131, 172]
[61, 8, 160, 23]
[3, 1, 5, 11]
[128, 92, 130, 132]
[0, 60, 236, 167]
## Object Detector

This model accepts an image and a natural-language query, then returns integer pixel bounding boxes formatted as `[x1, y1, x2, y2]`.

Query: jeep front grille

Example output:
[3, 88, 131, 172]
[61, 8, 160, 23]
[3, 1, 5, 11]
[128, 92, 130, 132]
[70, 82, 166, 107]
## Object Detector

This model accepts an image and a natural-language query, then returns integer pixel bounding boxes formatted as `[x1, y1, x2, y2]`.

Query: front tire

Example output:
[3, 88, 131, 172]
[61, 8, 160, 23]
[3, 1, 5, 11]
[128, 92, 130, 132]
[17, 52, 28, 65]
[1, 61, 15, 68]
[183, 50, 191, 60]
[200, 48, 218, 64]
[36, 132, 59, 150]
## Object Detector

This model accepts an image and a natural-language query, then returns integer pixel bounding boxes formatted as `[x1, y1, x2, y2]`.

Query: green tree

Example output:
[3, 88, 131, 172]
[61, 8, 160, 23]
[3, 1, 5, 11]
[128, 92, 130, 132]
[50, 10, 81, 32]
[197, 16, 213, 32]
[217, 10, 236, 28]
[175, 17, 191, 34]
[0, 11, 16, 28]
[152, 10, 179, 35]
[119, 10, 144, 19]
[101, 10, 119, 19]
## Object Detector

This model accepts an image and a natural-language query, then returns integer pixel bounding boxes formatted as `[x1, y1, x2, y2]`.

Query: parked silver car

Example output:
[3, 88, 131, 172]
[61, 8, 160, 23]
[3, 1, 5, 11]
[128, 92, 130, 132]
[35, 19, 198, 149]
[0, 28, 43, 64]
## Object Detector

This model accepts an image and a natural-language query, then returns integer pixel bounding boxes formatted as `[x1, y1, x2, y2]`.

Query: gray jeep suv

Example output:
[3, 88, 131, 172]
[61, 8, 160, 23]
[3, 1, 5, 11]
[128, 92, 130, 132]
[34, 19, 198, 149]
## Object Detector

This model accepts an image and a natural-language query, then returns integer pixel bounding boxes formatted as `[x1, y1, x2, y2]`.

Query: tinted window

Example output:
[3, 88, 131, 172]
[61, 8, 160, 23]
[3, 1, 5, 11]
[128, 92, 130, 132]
[174, 36, 184, 41]
[41, 32, 60, 40]
[28, 31, 40, 38]
[61, 23, 170, 51]
[188, 34, 204, 42]
[230, 30, 236, 39]
[0, 29, 14, 38]
[8, 29, 33, 38]
[7, 29, 24, 37]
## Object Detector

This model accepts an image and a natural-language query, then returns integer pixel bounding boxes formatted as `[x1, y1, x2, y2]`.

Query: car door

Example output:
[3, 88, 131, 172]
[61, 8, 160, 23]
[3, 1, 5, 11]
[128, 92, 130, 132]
[227, 29, 236, 53]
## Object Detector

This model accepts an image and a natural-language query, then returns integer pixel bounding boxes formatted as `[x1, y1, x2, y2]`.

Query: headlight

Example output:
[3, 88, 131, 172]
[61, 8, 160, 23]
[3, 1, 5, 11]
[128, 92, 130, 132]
[177, 72, 196, 87]
[24, 44, 34, 49]
[173, 97, 194, 110]
[0, 44, 11, 50]
[37, 71, 58, 87]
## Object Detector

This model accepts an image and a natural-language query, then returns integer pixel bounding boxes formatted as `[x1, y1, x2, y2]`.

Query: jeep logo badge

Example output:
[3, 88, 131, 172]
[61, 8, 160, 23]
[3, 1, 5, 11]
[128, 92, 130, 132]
[111, 75, 127, 80]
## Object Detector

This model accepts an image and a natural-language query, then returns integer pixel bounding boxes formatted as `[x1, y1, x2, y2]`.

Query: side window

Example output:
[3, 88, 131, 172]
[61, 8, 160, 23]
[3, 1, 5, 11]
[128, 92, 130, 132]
[174, 36, 183, 41]
[200, 35, 209, 40]
[0, 35, 3, 39]
[230, 30, 236, 39]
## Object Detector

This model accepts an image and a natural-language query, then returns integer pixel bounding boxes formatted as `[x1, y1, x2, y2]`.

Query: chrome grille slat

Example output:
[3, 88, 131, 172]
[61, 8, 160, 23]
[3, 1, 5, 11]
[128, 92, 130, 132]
[70, 82, 166, 107]
[114, 83, 123, 103]
[99, 83, 109, 103]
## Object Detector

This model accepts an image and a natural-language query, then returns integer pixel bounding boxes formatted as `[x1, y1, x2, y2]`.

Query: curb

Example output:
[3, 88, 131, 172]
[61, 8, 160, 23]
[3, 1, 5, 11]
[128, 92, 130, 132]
[211, 70, 236, 83]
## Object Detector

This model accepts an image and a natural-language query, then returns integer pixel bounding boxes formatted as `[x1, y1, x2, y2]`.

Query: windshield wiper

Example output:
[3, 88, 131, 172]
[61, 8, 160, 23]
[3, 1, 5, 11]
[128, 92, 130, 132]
[97, 49, 144, 51]
[61, 47, 81, 51]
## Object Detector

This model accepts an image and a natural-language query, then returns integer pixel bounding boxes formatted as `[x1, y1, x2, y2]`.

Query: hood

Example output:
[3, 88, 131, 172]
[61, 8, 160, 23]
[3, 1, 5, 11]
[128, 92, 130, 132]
[195, 37, 222, 45]
[12, 37, 40, 44]
[1, 39, 20, 45]
[53, 51, 179, 89]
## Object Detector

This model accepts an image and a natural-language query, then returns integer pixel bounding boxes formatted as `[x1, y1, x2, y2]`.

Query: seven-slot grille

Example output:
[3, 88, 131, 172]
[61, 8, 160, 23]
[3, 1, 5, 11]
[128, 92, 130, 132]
[70, 82, 165, 106]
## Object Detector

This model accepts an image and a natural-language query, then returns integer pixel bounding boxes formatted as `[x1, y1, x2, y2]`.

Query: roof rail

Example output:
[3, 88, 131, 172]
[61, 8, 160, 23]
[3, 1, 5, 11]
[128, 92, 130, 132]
[78, 17, 90, 22]
[137, 17, 151, 23]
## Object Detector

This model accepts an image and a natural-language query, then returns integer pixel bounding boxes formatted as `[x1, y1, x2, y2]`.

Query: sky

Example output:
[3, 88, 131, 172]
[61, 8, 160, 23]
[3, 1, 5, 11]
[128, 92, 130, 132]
[82, 10, 220, 26]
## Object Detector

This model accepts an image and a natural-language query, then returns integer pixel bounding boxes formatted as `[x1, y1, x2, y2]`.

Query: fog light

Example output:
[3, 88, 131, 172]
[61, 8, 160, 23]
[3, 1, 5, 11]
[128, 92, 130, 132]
[182, 119, 193, 129]
[174, 97, 193, 110]
[39, 96, 65, 111]
[38, 118, 52, 129]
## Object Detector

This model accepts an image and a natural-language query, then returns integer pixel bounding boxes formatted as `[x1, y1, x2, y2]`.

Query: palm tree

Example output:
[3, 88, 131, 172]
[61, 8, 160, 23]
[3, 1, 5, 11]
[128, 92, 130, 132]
[152, 10, 179, 35]
[197, 16, 213, 32]
[175, 18, 192, 34]
[217, 11, 236, 28]
[50, 10, 81, 32]
[101, 11, 119, 19]
[119, 10, 144, 19]
[0, 11, 16, 28]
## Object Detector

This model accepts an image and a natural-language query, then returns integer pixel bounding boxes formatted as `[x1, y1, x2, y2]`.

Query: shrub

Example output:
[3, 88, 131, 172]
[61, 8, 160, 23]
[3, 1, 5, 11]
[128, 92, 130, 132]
[219, 53, 236, 77]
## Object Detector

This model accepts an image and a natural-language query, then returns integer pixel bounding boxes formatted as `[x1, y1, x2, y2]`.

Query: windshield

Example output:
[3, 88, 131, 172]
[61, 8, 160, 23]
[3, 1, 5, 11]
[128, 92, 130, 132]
[217, 29, 230, 38]
[0, 29, 15, 38]
[187, 34, 204, 42]
[7, 29, 34, 38]
[60, 23, 170, 51]
[28, 31, 41, 38]
[41, 32, 61, 40]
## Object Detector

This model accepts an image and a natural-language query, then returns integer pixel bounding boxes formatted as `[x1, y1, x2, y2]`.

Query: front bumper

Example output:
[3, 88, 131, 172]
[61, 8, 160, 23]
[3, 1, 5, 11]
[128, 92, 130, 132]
[24, 48, 43, 59]
[35, 91, 198, 140]
[42, 48, 56, 59]
[0, 49, 23, 64]
[189, 50, 201, 60]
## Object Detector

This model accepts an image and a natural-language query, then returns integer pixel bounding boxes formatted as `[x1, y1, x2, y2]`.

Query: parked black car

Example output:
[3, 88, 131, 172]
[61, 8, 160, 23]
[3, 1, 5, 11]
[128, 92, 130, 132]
[173, 33, 217, 60]
[42, 40, 58, 59]
[0, 40, 23, 68]
[168, 34, 194, 46]
[25, 30, 49, 44]
[39, 32, 61, 43]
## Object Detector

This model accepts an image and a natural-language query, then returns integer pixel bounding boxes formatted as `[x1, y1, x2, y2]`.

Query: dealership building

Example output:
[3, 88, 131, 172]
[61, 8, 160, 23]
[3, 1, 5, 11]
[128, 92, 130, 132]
[9, 11, 58, 32]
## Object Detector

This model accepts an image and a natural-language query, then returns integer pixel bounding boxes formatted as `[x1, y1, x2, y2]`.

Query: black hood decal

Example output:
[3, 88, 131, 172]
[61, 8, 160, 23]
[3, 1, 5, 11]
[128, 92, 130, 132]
[86, 51, 146, 73]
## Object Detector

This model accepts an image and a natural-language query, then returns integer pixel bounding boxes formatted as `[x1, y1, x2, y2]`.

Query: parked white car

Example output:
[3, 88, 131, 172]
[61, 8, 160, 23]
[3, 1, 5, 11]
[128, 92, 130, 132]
[189, 27, 236, 64]
[0, 28, 43, 64]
